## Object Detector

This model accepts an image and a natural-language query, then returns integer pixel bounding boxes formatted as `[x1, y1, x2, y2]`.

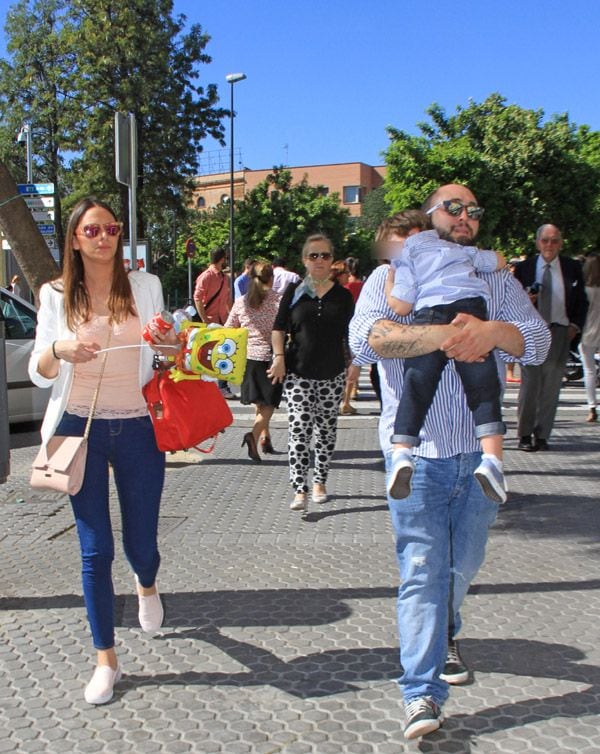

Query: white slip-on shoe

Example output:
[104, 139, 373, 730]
[312, 485, 328, 504]
[84, 664, 122, 705]
[290, 492, 307, 511]
[135, 575, 164, 632]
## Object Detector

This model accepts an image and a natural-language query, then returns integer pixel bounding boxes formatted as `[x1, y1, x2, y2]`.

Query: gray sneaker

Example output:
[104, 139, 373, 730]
[440, 637, 469, 685]
[403, 696, 443, 740]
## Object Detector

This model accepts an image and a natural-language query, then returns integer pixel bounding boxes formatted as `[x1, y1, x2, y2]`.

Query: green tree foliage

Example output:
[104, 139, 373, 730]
[174, 203, 230, 267]
[158, 203, 229, 307]
[578, 126, 600, 248]
[0, 0, 77, 257]
[357, 185, 391, 234]
[64, 0, 227, 232]
[233, 167, 350, 272]
[384, 94, 600, 254]
[160, 173, 352, 301]
[0, 0, 226, 287]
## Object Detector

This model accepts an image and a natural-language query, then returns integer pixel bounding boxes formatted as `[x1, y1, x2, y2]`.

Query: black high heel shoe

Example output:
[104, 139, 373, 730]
[242, 432, 261, 463]
[260, 436, 275, 454]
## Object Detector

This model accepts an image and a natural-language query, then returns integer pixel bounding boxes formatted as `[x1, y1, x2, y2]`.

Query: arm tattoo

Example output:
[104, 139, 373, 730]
[369, 320, 437, 358]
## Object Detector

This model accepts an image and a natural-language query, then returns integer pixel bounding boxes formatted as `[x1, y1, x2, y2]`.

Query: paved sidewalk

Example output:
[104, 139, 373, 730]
[1, 378, 599, 753]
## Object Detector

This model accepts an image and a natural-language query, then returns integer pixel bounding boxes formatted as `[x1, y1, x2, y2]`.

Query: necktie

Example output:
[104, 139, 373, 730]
[539, 263, 553, 323]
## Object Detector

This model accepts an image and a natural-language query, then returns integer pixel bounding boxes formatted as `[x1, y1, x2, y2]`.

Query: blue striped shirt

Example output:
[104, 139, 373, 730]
[349, 265, 551, 458]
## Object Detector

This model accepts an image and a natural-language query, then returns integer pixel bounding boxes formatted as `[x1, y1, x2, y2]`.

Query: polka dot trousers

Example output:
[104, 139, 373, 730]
[283, 371, 345, 493]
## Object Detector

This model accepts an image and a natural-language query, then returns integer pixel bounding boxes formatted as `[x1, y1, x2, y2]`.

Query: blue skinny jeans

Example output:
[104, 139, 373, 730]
[385, 450, 498, 706]
[56, 412, 165, 650]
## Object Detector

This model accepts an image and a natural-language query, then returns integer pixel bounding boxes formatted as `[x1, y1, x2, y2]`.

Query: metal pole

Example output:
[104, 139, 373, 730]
[25, 125, 33, 184]
[228, 82, 235, 298]
[225, 72, 246, 298]
[129, 113, 137, 268]
[0, 314, 11, 484]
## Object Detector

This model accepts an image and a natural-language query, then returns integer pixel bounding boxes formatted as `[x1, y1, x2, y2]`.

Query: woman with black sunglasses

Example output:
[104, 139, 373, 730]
[29, 197, 178, 705]
[268, 234, 354, 513]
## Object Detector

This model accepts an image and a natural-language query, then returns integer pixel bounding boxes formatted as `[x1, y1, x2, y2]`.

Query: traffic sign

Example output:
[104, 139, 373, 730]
[17, 183, 54, 195]
[185, 238, 197, 258]
[30, 210, 55, 223]
[37, 223, 55, 235]
[24, 196, 54, 209]
[3, 236, 57, 251]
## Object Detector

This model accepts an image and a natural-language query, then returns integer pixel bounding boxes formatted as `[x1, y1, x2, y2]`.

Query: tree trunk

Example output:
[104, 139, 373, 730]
[0, 162, 59, 301]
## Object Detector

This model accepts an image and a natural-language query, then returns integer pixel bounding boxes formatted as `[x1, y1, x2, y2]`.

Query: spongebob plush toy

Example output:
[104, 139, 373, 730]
[169, 322, 248, 385]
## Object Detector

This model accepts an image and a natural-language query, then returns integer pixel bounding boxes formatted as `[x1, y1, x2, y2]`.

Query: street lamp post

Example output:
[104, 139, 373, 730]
[225, 72, 246, 297]
[17, 123, 33, 183]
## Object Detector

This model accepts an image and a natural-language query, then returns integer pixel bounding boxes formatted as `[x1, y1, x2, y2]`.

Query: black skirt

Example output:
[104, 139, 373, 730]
[240, 358, 283, 408]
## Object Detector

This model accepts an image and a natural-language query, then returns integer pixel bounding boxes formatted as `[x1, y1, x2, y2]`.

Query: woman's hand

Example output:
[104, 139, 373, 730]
[146, 324, 181, 357]
[53, 340, 101, 363]
[267, 355, 286, 384]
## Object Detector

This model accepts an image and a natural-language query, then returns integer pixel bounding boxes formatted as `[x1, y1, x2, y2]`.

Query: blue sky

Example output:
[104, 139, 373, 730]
[1, 0, 599, 172]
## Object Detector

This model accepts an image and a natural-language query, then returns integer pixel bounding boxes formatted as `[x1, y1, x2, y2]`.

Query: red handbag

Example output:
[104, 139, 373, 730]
[143, 371, 233, 453]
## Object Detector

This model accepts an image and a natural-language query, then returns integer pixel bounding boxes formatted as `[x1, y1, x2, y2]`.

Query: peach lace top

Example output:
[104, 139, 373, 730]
[66, 314, 148, 418]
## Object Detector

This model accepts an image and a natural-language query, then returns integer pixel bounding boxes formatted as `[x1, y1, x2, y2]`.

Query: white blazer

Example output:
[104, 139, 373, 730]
[29, 272, 165, 443]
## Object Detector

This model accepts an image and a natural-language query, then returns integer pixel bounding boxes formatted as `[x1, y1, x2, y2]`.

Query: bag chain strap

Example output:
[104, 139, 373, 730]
[83, 328, 112, 440]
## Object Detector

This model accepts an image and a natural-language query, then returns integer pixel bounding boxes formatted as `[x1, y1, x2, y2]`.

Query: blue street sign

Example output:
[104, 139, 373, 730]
[37, 223, 55, 235]
[17, 183, 55, 195]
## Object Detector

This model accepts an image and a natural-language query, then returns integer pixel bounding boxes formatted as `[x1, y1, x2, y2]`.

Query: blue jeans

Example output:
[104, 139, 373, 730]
[55, 412, 165, 650]
[385, 450, 498, 706]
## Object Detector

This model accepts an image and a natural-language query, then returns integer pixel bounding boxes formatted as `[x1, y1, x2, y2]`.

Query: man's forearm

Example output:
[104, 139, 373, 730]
[485, 321, 524, 357]
[368, 319, 451, 359]
[194, 298, 207, 322]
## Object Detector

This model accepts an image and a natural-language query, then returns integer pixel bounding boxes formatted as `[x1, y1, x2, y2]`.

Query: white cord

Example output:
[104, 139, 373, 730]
[94, 344, 180, 354]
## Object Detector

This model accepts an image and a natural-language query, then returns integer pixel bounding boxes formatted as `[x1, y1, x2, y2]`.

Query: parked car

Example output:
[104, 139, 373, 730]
[1, 286, 51, 423]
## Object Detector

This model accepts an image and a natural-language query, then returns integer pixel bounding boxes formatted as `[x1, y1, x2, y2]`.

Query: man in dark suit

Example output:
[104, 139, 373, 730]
[514, 224, 588, 450]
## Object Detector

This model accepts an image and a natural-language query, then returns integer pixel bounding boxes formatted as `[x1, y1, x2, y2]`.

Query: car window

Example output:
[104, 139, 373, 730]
[1, 291, 37, 339]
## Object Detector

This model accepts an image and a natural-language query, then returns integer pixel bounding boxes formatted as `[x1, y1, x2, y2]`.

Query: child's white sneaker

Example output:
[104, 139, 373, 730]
[474, 456, 507, 504]
[387, 449, 415, 500]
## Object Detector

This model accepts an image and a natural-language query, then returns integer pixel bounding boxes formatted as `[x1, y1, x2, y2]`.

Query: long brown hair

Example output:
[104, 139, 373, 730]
[58, 197, 135, 330]
[247, 261, 273, 309]
[583, 254, 600, 287]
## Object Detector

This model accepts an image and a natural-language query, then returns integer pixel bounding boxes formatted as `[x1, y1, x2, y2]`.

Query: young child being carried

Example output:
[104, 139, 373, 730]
[385, 214, 508, 504]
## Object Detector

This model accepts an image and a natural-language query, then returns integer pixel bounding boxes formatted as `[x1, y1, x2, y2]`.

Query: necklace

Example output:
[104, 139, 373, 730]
[309, 274, 331, 286]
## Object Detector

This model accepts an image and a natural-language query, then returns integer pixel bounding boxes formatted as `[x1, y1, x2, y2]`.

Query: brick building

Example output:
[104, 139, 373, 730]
[191, 161, 387, 217]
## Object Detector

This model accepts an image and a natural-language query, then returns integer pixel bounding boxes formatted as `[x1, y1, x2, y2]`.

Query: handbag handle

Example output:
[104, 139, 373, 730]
[83, 329, 111, 440]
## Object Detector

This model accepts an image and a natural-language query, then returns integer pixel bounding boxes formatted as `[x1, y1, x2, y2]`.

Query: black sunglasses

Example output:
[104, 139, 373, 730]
[426, 200, 485, 220]
[306, 252, 333, 261]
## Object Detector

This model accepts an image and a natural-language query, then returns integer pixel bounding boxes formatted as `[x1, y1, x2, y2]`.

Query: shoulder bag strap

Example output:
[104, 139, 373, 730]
[203, 273, 225, 313]
[83, 328, 112, 440]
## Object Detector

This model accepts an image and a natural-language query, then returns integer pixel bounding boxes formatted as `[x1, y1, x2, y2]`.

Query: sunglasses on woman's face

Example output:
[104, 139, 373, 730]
[306, 252, 333, 261]
[77, 222, 123, 239]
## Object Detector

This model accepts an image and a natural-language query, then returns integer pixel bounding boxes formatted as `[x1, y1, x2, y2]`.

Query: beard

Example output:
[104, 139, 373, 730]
[437, 226, 475, 246]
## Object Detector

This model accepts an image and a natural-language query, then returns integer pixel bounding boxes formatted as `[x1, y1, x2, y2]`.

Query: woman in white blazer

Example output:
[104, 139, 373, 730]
[29, 197, 178, 705]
